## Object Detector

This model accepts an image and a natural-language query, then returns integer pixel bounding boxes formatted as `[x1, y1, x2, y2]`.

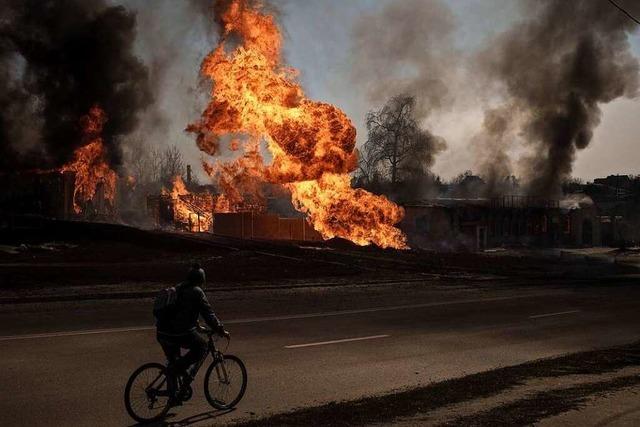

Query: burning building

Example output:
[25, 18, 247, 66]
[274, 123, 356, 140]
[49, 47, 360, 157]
[0, 106, 122, 225]
[60, 105, 118, 217]
[0, 167, 117, 224]
[0, 171, 76, 223]
[213, 212, 322, 242]
[147, 176, 215, 233]
[146, 174, 323, 242]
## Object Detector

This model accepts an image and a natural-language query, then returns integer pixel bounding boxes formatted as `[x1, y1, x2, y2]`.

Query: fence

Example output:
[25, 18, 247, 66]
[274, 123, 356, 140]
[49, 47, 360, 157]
[213, 212, 322, 241]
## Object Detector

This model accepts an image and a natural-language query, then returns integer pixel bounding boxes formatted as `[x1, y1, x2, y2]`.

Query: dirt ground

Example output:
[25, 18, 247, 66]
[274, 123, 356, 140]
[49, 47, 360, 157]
[1, 220, 638, 295]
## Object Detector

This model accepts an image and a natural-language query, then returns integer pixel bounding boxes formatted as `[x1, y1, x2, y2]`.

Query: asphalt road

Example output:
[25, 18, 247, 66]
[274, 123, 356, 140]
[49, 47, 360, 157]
[1, 279, 639, 426]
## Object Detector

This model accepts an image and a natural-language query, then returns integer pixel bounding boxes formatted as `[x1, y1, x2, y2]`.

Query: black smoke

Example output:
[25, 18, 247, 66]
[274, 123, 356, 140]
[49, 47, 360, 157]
[473, 105, 518, 198]
[480, 0, 640, 197]
[0, 0, 152, 172]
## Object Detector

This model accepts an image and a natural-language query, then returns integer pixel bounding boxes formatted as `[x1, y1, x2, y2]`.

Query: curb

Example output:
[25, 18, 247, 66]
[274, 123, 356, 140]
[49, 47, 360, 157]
[0, 277, 433, 305]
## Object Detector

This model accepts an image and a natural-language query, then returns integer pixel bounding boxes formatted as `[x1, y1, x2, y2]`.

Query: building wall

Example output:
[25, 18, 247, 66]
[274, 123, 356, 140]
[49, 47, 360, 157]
[487, 208, 561, 248]
[213, 212, 322, 242]
[564, 207, 601, 247]
[0, 171, 75, 220]
[402, 205, 477, 251]
[402, 202, 601, 251]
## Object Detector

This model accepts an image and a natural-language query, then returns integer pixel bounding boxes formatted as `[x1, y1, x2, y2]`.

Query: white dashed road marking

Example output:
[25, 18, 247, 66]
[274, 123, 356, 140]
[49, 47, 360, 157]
[285, 335, 390, 349]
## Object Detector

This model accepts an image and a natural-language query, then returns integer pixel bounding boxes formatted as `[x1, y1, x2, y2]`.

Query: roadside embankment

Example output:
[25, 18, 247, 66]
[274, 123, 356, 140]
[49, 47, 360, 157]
[231, 341, 640, 426]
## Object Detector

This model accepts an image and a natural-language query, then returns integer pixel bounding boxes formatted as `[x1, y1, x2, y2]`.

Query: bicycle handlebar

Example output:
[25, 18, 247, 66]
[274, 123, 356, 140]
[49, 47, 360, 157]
[197, 325, 230, 340]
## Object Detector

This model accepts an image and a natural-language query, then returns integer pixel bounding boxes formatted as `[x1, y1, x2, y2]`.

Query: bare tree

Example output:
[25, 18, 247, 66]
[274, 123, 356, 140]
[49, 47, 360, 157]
[360, 95, 445, 188]
[355, 146, 377, 187]
[160, 145, 185, 183]
[149, 147, 163, 184]
[127, 141, 150, 184]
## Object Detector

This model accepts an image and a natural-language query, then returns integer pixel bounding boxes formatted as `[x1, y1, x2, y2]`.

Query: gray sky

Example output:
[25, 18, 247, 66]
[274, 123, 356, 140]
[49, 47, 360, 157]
[125, 0, 640, 182]
[277, 0, 640, 181]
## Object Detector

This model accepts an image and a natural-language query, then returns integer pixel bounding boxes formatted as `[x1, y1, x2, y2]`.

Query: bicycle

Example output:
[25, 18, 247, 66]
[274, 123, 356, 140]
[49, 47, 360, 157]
[124, 327, 247, 423]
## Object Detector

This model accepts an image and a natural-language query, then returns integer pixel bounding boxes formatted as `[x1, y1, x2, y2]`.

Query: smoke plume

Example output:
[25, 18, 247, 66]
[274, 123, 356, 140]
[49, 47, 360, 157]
[0, 0, 151, 172]
[472, 105, 519, 197]
[120, 0, 217, 169]
[480, 0, 640, 196]
[350, 0, 457, 121]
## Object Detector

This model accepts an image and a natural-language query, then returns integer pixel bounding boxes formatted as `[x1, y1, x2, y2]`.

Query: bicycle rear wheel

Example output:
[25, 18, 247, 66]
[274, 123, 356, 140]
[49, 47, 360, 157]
[124, 362, 172, 423]
[204, 355, 247, 409]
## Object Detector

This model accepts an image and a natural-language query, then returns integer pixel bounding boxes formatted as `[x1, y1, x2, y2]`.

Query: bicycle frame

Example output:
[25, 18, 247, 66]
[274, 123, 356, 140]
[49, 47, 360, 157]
[146, 374, 168, 402]
[187, 334, 229, 384]
[146, 333, 231, 402]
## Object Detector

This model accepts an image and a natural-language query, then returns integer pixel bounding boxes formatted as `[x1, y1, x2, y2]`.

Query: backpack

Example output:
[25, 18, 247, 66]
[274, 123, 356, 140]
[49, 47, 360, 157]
[153, 284, 182, 321]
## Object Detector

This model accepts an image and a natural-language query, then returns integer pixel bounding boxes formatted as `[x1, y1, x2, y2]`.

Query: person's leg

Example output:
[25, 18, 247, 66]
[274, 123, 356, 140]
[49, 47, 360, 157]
[174, 332, 207, 378]
[157, 334, 180, 366]
[157, 334, 181, 400]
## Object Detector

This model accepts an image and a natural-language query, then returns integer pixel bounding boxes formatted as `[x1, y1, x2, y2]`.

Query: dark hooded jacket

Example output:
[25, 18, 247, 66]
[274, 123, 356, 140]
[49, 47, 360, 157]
[156, 283, 223, 335]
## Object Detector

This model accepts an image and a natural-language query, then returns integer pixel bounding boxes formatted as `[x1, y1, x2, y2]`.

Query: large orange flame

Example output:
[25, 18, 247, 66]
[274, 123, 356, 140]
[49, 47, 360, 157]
[61, 105, 117, 214]
[188, 0, 407, 249]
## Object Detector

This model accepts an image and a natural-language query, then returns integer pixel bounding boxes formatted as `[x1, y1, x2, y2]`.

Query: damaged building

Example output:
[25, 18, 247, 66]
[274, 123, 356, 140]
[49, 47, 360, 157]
[146, 191, 214, 233]
[0, 170, 119, 225]
[0, 166, 153, 231]
[213, 211, 322, 242]
[147, 184, 323, 242]
[401, 195, 601, 251]
[0, 171, 76, 223]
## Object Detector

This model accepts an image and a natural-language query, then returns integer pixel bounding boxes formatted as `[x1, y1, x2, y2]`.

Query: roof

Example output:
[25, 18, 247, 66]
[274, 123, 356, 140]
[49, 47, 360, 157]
[403, 198, 491, 208]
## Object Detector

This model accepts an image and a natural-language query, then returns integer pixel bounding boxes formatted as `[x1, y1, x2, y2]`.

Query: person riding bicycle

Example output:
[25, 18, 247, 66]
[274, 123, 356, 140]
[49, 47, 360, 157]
[155, 263, 229, 400]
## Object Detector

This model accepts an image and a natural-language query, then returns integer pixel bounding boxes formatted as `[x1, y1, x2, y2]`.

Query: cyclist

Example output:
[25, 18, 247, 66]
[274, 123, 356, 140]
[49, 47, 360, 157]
[155, 263, 229, 401]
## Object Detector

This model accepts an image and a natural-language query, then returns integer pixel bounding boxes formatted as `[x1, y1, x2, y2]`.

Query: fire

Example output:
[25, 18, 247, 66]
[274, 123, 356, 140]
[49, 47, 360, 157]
[125, 175, 136, 189]
[202, 139, 267, 213]
[166, 175, 214, 232]
[289, 174, 406, 248]
[61, 105, 117, 214]
[188, 0, 407, 249]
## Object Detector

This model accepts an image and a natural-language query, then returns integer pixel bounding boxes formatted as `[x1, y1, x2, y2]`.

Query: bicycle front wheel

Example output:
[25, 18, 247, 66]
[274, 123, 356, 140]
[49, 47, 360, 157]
[124, 362, 172, 423]
[204, 355, 247, 409]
